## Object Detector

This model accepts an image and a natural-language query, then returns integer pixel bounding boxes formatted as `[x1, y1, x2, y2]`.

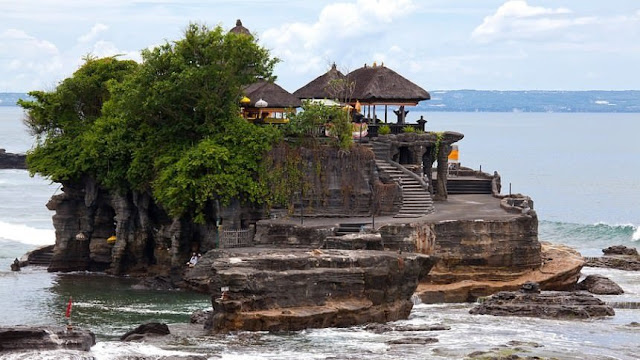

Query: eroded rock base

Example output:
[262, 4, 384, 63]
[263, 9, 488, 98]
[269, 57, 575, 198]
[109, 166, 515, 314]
[416, 242, 584, 303]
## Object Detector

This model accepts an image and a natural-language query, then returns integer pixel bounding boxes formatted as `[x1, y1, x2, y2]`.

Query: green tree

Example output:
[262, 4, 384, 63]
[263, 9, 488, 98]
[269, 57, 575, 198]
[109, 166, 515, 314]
[20, 23, 282, 222]
[18, 56, 138, 183]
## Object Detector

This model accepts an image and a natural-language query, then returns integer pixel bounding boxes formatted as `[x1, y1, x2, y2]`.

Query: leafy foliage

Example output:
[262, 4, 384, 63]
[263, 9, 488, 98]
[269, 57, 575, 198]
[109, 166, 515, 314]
[18, 56, 139, 183]
[20, 24, 282, 222]
[378, 124, 391, 135]
[285, 100, 353, 150]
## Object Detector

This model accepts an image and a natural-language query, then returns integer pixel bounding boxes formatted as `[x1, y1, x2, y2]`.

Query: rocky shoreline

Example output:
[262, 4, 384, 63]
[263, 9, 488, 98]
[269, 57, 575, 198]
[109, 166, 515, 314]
[0, 148, 26, 169]
[0, 326, 95, 352]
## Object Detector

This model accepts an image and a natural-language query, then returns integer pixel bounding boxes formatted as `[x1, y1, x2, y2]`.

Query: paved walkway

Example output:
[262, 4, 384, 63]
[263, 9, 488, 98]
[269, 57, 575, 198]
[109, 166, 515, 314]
[263, 194, 519, 229]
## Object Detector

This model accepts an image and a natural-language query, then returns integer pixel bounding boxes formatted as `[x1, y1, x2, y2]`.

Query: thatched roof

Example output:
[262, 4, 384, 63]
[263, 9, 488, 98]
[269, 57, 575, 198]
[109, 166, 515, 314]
[243, 81, 301, 108]
[293, 64, 346, 100]
[229, 19, 251, 36]
[347, 64, 430, 104]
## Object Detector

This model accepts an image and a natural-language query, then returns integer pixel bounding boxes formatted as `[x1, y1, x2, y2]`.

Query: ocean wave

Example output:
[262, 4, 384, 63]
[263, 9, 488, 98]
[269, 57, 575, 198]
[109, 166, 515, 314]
[73, 301, 191, 315]
[539, 220, 638, 245]
[0, 221, 54, 246]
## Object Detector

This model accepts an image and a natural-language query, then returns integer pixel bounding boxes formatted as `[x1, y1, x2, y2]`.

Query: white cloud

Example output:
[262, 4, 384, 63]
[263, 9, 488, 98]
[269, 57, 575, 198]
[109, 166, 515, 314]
[90, 40, 142, 62]
[472, 0, 596, 43]
[78, 23, 109, 43]
[0, 29, 58, 55]
[262, 0, 416, 83]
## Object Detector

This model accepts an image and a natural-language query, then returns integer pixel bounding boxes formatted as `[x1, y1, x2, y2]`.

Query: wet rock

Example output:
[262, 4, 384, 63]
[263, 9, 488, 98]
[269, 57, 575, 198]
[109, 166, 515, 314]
[585, 245, 640, 271]
[364, 323, 450, 334]
[585, 254, 640, 271]
[469, 291, 615, 319]
[577, 274, 624, 295]
[120, 322, 170, 342]
[520, 281, 540, 294]
[386, 337, 438, 345]
[190, 309, 212, 325]
[603, 245, 638, 256]
[0, 326, 95, 352]
[10, 258, 20, 271]
[133, 275, 177, 291]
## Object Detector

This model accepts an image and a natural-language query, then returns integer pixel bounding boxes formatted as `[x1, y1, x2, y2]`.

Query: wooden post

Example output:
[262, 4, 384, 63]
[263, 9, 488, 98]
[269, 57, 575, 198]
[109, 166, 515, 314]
[384, 105, 388, 123]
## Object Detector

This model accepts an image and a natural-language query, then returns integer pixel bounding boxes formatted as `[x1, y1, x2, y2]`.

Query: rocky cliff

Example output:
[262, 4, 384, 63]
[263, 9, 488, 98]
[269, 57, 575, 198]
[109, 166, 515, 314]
[43, 144, 397, 276]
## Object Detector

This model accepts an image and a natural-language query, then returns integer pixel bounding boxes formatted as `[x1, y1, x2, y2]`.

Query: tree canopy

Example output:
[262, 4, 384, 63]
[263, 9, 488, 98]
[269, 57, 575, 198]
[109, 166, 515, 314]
[20, 23, 281, 222]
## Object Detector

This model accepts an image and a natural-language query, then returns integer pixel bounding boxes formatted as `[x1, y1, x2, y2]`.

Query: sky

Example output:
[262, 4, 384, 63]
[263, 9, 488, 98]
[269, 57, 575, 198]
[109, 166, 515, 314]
[1, 0, 639, 93]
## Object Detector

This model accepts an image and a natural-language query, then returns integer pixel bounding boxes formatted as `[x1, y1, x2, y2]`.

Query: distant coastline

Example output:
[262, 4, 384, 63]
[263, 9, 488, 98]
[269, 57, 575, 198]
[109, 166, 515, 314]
[3, 90, 640, 113]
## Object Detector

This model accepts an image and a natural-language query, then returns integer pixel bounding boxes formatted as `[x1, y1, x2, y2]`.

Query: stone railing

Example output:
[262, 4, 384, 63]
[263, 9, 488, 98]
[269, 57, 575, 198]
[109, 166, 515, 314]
[219, 227, 254, 249]
[367, 122, 426, 138]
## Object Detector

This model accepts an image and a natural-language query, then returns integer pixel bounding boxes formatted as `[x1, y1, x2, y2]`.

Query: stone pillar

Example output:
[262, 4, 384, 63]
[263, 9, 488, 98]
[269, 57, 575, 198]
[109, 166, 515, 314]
[434, 144, 450, 201]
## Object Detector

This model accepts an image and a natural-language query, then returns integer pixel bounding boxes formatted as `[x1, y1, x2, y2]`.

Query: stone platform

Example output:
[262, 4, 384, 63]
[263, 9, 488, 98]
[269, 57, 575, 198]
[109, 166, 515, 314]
[183, 248, 436, 333]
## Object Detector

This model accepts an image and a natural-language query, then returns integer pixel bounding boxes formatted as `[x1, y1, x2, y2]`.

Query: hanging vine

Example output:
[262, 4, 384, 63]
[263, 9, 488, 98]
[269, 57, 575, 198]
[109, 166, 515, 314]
[431, 131, 445, 159]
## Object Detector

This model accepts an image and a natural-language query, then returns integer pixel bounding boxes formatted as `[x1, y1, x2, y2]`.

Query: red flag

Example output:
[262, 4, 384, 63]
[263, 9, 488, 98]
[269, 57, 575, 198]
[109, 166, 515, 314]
[65, 297, 73, 318]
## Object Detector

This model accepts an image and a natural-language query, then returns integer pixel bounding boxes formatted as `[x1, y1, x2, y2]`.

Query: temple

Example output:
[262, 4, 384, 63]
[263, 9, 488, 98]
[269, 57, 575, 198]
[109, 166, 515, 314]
[33, 19, 584, 333]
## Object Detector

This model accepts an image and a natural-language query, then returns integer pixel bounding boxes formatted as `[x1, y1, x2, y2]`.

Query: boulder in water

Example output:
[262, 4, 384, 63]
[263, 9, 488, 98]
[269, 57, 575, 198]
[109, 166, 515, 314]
[120, 322, 170, 342]
[0, 326, 95, 352]
[577, 274, 624, 295]
[602, 245, 638, 256]
[10, 258, 20, 271]
[470, 288, 615, 319]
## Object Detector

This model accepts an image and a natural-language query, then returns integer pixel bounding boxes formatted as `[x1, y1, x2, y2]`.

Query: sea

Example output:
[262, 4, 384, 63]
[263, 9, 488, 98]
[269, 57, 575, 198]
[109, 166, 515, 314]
[1, 106, 639, 359]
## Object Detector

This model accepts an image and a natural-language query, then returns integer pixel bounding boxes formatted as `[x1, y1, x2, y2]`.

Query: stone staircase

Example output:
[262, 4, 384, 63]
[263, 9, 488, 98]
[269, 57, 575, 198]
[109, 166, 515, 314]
[335, 222, 368, 236]
[433, 178, 492, 194]
[363, 142, 434, 218]
[27, 245, 54, 266]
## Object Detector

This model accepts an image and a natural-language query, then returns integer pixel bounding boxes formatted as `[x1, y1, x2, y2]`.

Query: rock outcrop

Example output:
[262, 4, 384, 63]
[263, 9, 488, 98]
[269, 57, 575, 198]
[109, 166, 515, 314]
[0, 326, 95, 352]
[0, 148, 26, 169]
[120, 322, 170, 342]
[182, 248, 436, 333]
[603, 245, 638, 256]
[416, 242, 583, 303]
[470, 289, 615, 319]
[577, 274, 624, 295]
[585, 245, 640, 271]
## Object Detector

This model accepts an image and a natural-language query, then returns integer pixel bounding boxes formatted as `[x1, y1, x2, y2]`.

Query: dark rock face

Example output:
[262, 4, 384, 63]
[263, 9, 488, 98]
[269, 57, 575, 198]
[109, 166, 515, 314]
[577, 274, 624, 295]
[585, 245, 640, 271]
[386, 337, 438, 345]
[603, 245, 638, 256]
[0, 326, 95, 352]
[10, 258, 20, 271]
[44, 180, 224, 275]
[41, 145, 390, 276]
[190, 309, 212, 326]
[0, 148, 26, 169]
[364, 323, 450, 334]
[182, 248, 436, 333]
[120, 322, 170, 342]
[470, 290, 615, 319]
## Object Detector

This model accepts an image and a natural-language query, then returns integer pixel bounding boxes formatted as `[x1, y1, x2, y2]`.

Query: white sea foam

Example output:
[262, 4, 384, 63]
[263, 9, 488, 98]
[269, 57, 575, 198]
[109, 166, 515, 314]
[0, 221, 54, 245]
[91, 342, 203, 359]
[73, 301, 190, 315]
[633, 226, 640, 241]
